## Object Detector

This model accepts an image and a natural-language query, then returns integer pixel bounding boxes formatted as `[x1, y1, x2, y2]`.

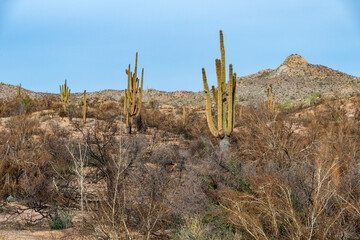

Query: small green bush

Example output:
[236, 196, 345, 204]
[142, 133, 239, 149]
[17, 95, 32, 113]
[174, 215, 235, 240]
[304, 92, 322, 105]
[118, 96, 125, 104]
[149, 98, 159, 109]
[49, 208, 75, 230]
[279, 100, 296, 110]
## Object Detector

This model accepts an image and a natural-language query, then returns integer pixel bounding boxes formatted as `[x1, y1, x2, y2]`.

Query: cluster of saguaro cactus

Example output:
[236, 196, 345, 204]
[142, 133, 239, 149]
[202, 30, 236, 148]
[267, 84, 275, 111]
[83, 90, 87, 123]
[123, 52, 144, 133]
[60, 79, 71, 111]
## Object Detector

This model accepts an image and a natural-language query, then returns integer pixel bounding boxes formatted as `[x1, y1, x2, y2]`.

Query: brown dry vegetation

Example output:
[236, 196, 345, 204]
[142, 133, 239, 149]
[0, 94, 359, 239]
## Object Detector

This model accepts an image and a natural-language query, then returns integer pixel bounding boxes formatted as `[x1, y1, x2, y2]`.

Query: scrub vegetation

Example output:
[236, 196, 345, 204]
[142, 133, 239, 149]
[0, 31, 359, 239]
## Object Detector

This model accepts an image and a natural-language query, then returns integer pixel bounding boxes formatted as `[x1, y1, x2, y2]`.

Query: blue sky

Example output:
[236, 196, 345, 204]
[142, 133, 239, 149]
[0, 0, 359, 93]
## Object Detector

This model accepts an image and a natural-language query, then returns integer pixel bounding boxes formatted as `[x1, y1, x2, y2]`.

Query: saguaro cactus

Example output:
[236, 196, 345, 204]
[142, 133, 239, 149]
[202, 30, 237, 150]
[16, 83, 22, 98]
[60, 79, 71, 112]
[83, 90, 87, 123]
[123, 52, 144, 133]
[182, 105, 186, 126]
[267, 84, 275, 111]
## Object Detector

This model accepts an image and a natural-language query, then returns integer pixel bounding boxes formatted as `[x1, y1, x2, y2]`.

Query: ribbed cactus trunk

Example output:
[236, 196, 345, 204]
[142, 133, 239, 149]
[16, 83, 22, 99]
[267, 84, 275, 111]
[83, 90, 86, 123]
[202, 30, 237, 151]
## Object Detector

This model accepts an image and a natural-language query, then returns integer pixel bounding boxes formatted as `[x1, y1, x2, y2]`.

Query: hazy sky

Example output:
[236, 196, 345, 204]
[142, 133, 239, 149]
[0, 0, 359, 93]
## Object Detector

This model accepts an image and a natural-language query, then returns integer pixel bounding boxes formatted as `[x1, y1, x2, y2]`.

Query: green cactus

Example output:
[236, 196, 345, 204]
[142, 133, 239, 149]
[123, 52, 144, 133]
[16, 83, 22, 98]
[60, 79, 71, 112]
[83, 90, 86, 123]
[182, 105, 186, 126]
[202, 30, 236, 148]
[267, 84, 275, 111]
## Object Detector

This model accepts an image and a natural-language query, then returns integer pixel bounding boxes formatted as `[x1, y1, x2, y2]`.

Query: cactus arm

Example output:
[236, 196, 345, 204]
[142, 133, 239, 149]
[136, 77, 140, 92]
[232, 73, 237, 130]
[227, 64, 234, 136]
[126, 112, 129, 128]
[127, 65, 131, 92]
[216, 60, 223, 137]
[202, 68, 219, 137]
[124, 89, 128, 115]
[211, 85, 218, 103]
[220, 31, 227, 137]
[135, 68, 144, 118]
[130, 81, 137, 115]
[126, 65, 131, 115]
[130, 75, 136, 115]
[134, 52, 138, 88]
[220, 31, 226, 96]
[130, 53, 139, 115]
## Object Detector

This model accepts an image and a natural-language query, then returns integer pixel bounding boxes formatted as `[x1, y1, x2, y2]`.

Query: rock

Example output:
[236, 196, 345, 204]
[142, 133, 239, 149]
[6, 195, 15, 202]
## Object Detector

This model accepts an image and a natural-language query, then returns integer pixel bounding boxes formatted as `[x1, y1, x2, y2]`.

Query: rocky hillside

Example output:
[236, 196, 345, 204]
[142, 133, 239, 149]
[1, 54, 359, 107]
[237, 54, 360, 106]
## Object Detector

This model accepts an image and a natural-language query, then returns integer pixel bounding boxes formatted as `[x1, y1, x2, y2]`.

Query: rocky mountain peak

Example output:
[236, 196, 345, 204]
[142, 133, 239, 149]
[281, 54, 308, 68]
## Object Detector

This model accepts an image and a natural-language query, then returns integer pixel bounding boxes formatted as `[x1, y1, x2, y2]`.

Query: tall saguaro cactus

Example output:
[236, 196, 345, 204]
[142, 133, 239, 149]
[123, 52, 144, 133]
[60, 79, 71, 112]
[83, 90, 87, 123]
[267, 84, 275, 111]
[16, 83, 22, 98]
[202, 30, 237, 150]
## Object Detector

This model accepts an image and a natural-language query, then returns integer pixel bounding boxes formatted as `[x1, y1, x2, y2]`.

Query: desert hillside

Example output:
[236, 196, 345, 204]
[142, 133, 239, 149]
[238, 54, 360, 105]
[1, 54, 359, 108]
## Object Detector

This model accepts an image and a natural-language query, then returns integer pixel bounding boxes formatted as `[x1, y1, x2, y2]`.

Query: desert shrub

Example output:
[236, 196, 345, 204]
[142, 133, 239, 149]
[174, 215, 235, 240]
[219, 168, 359, 239]
[17, 95, 32, 113]
[84, 120, 124, 194]
[66, 103, 76, 121]
[48, 207, 75, 229]
[0, 114, 77, 223]
[0, 97, 21, 116]
[207, 97, 360, 239]
[96, 101, 122, 120]
[149, 98, 159, 109]
[0, 95, 61, 117]
[141, 107, 211, 140]
[128, 164, 175, 238]
[83, 119, 181, 239]
[118, 96, 125, 104]
[304, 92, 323, 105]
